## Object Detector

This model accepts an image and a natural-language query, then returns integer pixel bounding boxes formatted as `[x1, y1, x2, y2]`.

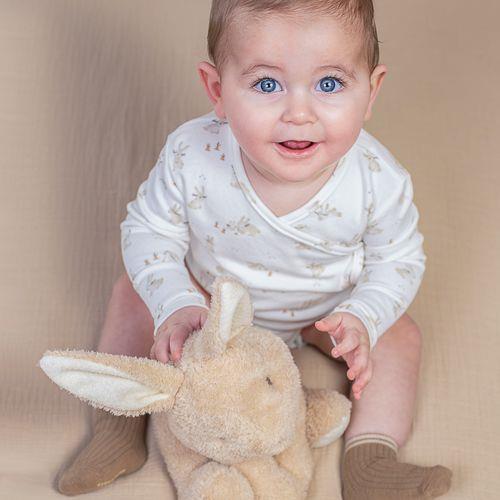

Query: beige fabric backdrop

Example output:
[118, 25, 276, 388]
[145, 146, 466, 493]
[1, 1, 499, 498]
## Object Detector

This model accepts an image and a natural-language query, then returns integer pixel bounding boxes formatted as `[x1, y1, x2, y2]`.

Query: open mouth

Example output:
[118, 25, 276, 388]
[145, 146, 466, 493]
[278, 140, 315, 150]
[275, 140, 319, 157]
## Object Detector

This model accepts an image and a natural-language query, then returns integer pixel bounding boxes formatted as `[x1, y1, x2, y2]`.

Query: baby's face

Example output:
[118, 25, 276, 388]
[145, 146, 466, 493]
[199, 12, 386, 186]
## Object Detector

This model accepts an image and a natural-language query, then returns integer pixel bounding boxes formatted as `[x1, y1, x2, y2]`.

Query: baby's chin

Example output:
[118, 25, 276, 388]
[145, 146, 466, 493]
[243, 144, 337, 184]
[262, 162, 336, 186]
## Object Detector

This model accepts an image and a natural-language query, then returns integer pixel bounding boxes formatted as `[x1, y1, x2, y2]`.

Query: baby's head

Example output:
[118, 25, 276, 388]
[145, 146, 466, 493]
[198, 0, 387, 186]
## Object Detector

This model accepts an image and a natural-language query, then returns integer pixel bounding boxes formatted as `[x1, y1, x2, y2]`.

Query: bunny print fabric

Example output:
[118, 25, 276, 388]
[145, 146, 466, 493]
[120, 110, 426, 350]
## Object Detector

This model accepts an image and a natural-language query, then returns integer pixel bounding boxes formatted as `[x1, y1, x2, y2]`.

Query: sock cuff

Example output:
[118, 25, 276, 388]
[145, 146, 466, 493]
[344, 433, 399, 455]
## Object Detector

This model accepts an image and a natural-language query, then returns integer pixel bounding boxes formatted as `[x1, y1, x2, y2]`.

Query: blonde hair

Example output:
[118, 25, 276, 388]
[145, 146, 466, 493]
[207, 0, 380, 76]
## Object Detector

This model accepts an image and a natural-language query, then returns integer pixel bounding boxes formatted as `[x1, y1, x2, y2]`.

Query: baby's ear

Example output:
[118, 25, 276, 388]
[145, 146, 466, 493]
[38, 349, 184, 417]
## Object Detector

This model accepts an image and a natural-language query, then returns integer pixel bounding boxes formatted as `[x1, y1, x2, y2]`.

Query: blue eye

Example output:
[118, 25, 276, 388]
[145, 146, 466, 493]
[251, 75, 345, 94]
[253, 77, 283, 93]
[317, 76, 343, 93]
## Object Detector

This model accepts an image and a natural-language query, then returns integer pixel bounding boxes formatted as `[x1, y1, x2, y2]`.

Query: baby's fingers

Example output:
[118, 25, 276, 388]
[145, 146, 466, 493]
[346, 340, 370, 377]
[169, 325, 192, 362]
[352, 359, 373, 399]
[153, 334, 171, 364]
[331, 330, 359, 359]
[346, 347, 369, 381]
[316, 314, 342, 330]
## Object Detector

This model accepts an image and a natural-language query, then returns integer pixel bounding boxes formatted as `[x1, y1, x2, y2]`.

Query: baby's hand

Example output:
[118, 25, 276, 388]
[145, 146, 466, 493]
[315, 312, 373, 400]
[150, 306, 209, 364]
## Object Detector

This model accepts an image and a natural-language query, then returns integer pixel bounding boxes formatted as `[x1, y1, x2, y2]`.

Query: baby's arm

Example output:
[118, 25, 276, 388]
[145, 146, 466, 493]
[333, 165, 426, 350]
[120, 134, 209, 342]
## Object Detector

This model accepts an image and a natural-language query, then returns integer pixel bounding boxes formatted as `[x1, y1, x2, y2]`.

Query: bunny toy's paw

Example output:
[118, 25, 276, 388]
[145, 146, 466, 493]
[180, 462, 254, 500]
[305, 388, 352, 448]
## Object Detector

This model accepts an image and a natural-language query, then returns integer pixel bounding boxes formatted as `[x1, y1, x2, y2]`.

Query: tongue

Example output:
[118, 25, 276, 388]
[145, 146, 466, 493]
[282, 140, 313, 149]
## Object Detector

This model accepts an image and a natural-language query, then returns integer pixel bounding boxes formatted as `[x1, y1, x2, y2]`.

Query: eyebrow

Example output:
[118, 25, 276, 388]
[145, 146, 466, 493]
[241, 63, 357, 81]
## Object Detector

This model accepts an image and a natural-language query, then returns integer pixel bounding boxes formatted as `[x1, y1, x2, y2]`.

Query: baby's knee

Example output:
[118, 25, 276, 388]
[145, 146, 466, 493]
[112, 272, 139, 303]
[387, 313, 422, 353]
[403, 314, 422, 348]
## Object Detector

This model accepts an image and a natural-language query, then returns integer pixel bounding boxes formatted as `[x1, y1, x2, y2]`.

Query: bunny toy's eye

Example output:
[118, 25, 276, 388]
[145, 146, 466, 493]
[265, 376, 273, 386]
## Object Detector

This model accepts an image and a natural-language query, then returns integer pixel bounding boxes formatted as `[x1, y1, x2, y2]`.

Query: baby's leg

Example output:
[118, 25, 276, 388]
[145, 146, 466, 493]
[96, 272, 155, 356]
[57, 273, 155, 495]
[58, 268, 212, 495]
[301, 315, 452, 499]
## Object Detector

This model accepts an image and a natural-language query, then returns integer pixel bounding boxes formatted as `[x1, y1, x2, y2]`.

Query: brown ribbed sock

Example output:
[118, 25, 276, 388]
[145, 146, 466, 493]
[341, 433, 452, 499]
[57, 408, 148, 495]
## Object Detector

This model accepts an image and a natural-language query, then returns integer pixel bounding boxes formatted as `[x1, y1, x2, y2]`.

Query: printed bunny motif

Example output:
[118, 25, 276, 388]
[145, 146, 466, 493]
[39, 276, 351, 499]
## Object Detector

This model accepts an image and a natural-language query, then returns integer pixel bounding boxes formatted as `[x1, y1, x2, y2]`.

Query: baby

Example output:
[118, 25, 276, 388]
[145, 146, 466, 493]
[57, 1, 453, 499]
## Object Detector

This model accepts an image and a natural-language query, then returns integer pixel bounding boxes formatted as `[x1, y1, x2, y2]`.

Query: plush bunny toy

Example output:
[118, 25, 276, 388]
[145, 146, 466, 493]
[39, 276, 351, 499]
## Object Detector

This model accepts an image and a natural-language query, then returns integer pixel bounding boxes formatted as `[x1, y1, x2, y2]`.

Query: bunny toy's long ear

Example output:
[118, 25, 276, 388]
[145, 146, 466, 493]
[38, 349, 184, 417]
[189, 276, 254, 360]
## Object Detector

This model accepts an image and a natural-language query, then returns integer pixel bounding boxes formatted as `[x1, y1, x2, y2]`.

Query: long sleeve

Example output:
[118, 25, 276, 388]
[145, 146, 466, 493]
[120, 134, 209, 337]
[332, 167, 426, 350]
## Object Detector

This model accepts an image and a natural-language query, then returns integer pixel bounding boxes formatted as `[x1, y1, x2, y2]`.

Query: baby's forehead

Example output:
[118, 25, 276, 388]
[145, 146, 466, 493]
[226, 12, 365, 70]
[234, 10, 358, 36]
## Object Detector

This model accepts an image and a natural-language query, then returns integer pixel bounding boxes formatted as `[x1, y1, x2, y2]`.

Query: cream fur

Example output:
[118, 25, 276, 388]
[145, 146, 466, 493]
[39, 276, 351, 499]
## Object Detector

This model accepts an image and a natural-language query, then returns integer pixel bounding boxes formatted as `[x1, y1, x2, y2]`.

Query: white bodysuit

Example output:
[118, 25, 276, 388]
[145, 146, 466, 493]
[120, 110, 426, 350]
